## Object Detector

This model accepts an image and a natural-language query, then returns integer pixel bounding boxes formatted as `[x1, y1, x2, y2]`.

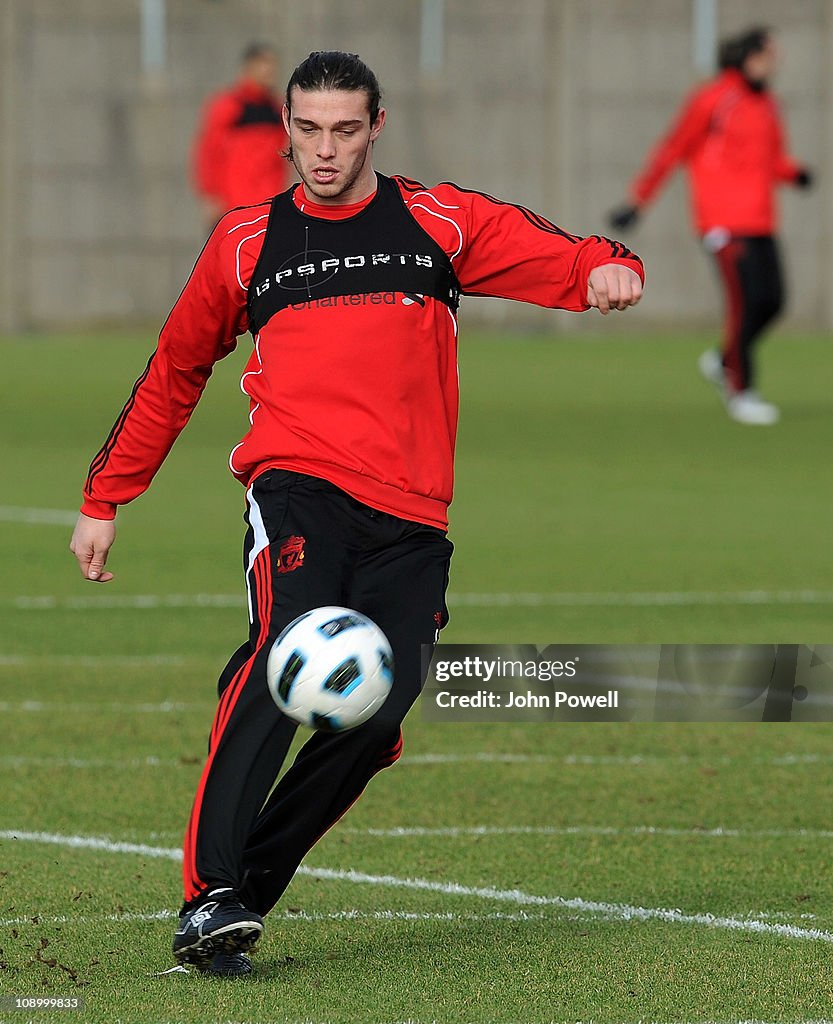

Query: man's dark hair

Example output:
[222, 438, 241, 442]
[242, 41, 275, 64]
[718, 26, 771, 70]
[286, 51, 382, 125]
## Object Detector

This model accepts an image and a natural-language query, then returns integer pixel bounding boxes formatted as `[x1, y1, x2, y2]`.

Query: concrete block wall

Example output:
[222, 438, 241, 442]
[1, 0, 831, 333]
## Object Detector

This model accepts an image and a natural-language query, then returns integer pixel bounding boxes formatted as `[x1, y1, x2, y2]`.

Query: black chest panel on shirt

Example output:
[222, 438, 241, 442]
[235, 100, 282, 127]
[247, 174, 461, 335]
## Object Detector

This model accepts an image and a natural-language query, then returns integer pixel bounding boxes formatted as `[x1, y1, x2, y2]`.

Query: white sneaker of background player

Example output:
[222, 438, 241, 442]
[698, 349, 724, 387]
[726, 389, 780, 425]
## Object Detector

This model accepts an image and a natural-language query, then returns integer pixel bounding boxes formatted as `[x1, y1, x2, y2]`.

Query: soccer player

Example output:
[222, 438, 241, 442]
[609, 26, 812, 425]
[191, 42, 291, 228]
[70, 51, 643, 977]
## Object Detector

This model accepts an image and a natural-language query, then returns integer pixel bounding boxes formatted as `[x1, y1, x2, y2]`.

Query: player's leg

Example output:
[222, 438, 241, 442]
[237, 513, 453, 917]
[735, 236, 784, 391]
[711, 236, 782, 424]
[713, 237, 747, 394]
[175, 471, 358, 964]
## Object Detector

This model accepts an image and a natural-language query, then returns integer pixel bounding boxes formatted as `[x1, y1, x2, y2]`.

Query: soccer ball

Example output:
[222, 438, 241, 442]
[266, 606, 394, 731]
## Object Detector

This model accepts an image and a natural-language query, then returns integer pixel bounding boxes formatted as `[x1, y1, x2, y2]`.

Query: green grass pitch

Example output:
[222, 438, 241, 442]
[1, 327, 832, 1023]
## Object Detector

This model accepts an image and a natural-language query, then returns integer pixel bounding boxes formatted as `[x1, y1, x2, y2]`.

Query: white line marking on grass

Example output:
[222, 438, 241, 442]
[11, 593, 246, 610]
[0, 506, 78, 527]
[405, 752, 555, 765]
[0, 907, 552, 928]
[4, 815, 831, 847]
[0, 750, 680, 767]
[403, 752, 833, 767]
[0, 909, 179, 927]
[0, 700, 203, 713]
[342, 824, 833, 841]
[771, 754, 833, 765]
[0, 753, 553, 770]
[450, 590, 833, 607]
[9, 589, 833, 610]
[0, 755, 183, 769]
[401, 752, 703, 766]
[0, 654, 187, 667]
[403, 752, 688, 767]
[3, 830, 832, 945]
[0, 831, 183, 859]
[3, 750, 832, 770]
[1, 904, 817, 932]
[300, 866, 833, 943]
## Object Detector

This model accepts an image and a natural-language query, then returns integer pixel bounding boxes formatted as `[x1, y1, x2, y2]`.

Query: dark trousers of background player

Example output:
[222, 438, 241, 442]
[181, 469, 453, 916]
[712, 235, 784, 393]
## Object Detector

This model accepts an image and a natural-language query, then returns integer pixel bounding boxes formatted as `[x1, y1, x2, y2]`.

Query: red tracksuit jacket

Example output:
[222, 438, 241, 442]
[83, 175, 644, 531]
[630, 68, 801, 236]
[191, 80, 290, 212]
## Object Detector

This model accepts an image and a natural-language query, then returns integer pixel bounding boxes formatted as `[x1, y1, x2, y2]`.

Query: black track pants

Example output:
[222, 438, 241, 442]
[182, 470, 453, 913]
[712, 235, 784, 393]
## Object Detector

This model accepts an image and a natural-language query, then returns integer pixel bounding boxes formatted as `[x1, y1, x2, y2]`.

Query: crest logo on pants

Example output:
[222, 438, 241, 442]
[277, 535, 305, 574]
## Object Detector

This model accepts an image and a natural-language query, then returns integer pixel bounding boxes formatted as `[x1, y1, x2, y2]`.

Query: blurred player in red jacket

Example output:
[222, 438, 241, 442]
[192, 42, 291, 228]
[610, 26, 812, 425]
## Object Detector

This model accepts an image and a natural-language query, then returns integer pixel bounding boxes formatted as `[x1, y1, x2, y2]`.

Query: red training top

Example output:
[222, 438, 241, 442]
[191, 79, 290, 212]
[629, 68, 802, 236]
[82, 175, 644, 531]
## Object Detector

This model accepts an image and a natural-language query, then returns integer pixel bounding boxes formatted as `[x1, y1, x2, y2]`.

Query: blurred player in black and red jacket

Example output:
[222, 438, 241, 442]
[191, 42, 291, 228]
[71, 51, 643, 976]
[610, 26, 812, 425]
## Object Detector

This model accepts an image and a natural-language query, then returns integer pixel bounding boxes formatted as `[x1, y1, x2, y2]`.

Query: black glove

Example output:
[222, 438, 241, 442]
[609, 204, 640, 231]
[795, 168, 813, 189]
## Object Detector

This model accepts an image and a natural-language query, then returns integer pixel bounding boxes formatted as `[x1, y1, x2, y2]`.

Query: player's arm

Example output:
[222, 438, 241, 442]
[191, 93, 236, 219]
[610, 84, 716, 228]
[770, 102, 811, 188]
[73, 213, 255, 582]
[629, 84, 715, 206]
[436, 183, 643, 313]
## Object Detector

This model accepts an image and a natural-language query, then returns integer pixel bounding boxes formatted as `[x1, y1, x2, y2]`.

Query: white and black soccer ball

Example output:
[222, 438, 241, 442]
[266, 606, 394, 731]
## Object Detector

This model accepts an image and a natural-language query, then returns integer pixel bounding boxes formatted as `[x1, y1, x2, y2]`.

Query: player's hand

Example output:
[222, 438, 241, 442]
[608, 204, 640, 231]
[70, 513, 116, 583]
[795, 167, 814, 189]
[587, 265, 643, 315]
